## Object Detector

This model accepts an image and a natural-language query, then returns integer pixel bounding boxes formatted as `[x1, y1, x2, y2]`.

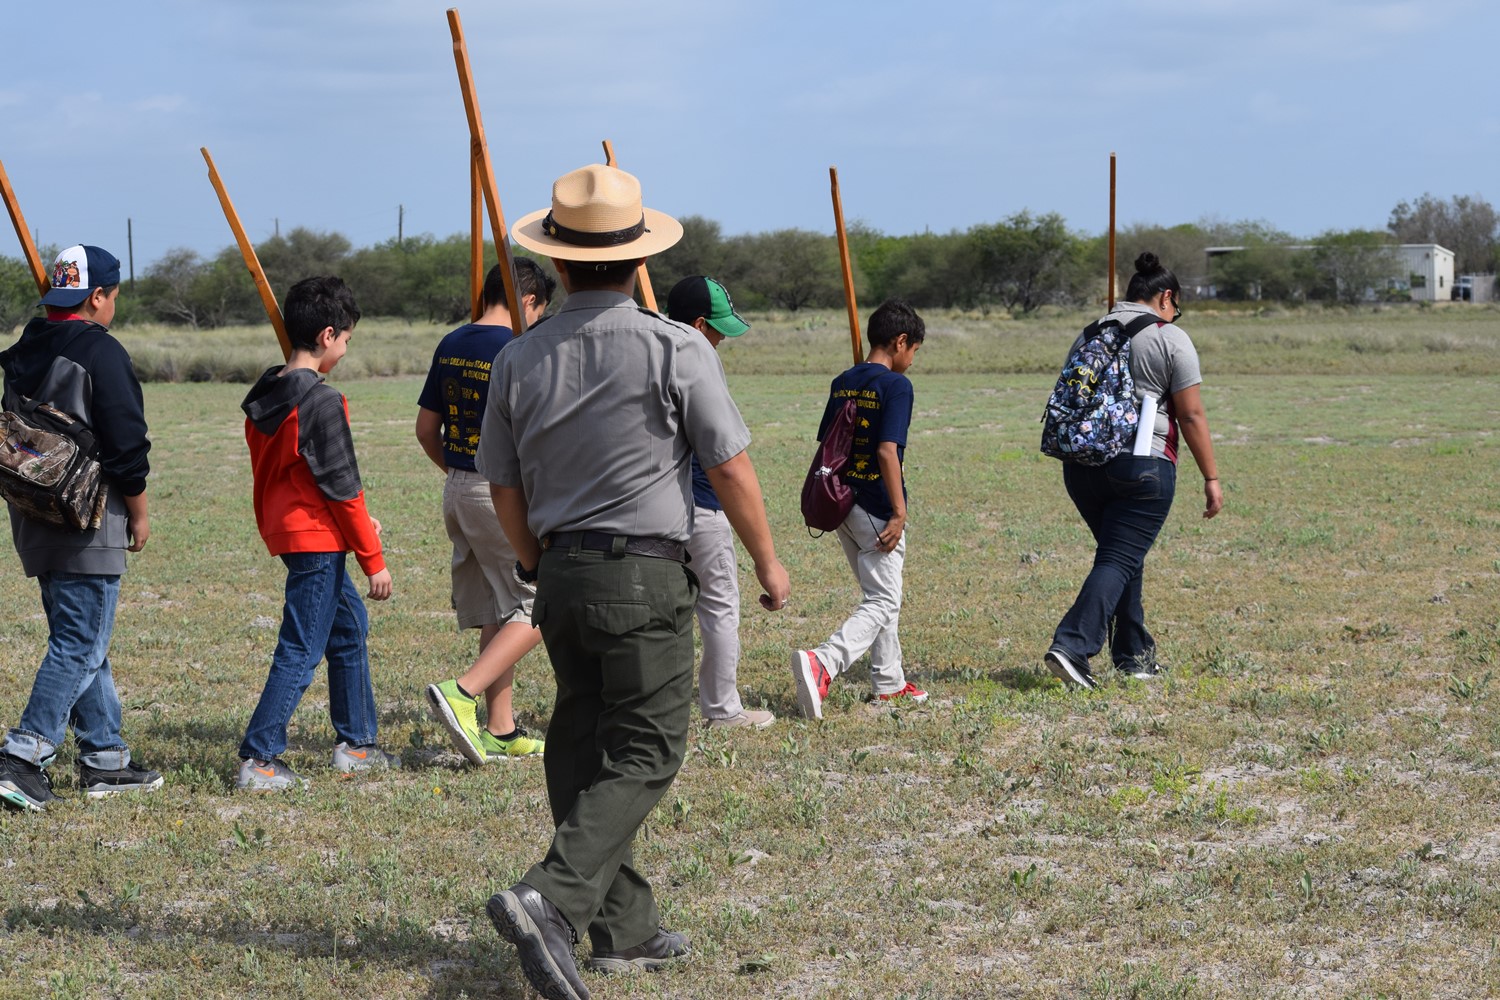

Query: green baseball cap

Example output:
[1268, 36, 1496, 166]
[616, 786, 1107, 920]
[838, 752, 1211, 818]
[666, 275, 749, 337]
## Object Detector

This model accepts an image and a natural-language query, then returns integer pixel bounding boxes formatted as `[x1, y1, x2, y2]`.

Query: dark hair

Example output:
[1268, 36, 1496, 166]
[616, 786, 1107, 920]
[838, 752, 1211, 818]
[867, 298, 925, 348]
[483, 257, 557, 311]
[560, 258, 639, 291]
[283, 275, 361, 351]
[1124, 252, 1181, 303]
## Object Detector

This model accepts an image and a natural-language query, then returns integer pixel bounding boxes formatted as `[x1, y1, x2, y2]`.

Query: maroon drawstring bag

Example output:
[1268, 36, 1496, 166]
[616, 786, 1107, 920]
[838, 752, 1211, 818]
[799, 398, 857, 532]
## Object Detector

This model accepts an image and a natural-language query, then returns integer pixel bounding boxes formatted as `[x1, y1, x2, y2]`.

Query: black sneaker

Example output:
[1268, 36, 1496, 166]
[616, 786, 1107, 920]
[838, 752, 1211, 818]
[79, 759, 164, 799]
[587, 926, 690, 973]
[0, 754, 58, 812]
[1044, 647, 1097, 690]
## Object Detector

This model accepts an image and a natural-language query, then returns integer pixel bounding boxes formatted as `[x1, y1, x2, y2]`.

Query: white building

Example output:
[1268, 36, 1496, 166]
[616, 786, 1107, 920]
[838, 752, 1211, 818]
[1394, 243, 1454, 302]
[1203, 242, 1455, 301]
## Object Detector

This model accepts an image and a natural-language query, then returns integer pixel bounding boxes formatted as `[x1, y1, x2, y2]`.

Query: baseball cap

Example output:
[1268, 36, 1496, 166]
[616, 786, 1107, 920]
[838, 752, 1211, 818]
[40, 245, 121, 308]
[666, 275, 749, 338]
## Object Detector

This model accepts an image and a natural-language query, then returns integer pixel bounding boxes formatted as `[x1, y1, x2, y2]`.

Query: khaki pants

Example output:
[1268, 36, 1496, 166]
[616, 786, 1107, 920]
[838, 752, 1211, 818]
[685, 506, 744, 720]
[524, 544, 697, 952]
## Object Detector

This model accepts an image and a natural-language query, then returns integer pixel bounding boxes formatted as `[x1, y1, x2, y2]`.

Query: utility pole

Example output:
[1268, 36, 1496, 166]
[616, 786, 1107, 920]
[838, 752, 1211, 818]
[398, 204, 404, 247]
[274, 217, 280, 239]
[127, 218, 135, 290]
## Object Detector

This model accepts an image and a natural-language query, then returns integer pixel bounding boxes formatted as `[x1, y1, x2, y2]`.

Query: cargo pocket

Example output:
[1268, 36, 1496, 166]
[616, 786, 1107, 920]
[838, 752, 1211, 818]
[584, 601, 653, 636]
[531, 598, 549, 627]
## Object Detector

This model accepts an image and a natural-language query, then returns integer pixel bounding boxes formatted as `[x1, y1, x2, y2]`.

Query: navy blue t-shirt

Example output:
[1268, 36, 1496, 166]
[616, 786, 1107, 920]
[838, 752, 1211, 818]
[690, 454, 720, 511]
[417, 323, 513, 471]
[815, 362, 913, 521]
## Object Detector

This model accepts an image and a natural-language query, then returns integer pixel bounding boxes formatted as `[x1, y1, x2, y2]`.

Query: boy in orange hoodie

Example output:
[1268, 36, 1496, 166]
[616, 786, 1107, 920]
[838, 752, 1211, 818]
[235, 276, 396, 791]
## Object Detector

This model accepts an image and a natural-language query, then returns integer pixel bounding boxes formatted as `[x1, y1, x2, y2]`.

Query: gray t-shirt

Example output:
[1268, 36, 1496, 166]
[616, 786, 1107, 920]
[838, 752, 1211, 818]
[1072, 300, 1202, 460]
[476, 290, 751, 542]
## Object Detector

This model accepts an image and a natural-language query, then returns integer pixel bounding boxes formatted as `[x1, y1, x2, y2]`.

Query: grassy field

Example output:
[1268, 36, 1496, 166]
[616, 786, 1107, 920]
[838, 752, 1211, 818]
[1, 308, 1498, 998]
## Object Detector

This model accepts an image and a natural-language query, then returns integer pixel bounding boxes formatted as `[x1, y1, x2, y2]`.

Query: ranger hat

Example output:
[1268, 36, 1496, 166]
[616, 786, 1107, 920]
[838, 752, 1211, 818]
[667, 276, 749, 337]
[512, 164, 682, 262]
[41, 245, 121, 308]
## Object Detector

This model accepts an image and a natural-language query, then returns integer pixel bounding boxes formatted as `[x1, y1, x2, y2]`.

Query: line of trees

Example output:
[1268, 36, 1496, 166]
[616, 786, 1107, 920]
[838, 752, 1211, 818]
[2, 193, 1495, 331]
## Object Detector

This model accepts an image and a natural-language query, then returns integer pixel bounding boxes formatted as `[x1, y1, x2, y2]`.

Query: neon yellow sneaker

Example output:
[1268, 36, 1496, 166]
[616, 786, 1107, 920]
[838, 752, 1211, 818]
[477, 726, 545, 761]
[425, 680, 486, 766]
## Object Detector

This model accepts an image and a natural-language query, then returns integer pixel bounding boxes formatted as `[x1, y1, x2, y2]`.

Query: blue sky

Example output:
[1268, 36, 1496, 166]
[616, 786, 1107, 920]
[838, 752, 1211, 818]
[1, 0, 1494, 272]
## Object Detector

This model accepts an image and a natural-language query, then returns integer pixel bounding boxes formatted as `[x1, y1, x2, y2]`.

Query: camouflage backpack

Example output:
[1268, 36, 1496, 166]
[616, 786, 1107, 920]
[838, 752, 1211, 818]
[0, 392, 107, 531]
[1039, 313, 1161, 465]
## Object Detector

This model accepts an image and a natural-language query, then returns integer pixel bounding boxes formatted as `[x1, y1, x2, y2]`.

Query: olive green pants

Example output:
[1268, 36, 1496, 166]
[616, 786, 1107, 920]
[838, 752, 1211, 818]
[524, 545, 697, 952]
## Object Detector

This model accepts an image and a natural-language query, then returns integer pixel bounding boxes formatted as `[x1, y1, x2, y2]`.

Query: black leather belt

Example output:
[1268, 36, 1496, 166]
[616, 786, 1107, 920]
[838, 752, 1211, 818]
[545, 531, 687, 562]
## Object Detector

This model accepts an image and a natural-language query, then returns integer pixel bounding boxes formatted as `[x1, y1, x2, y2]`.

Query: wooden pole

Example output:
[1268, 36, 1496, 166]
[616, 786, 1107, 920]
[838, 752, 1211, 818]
[0, 158, 50, 294]
[601, 139, 658, 312]
[447, 8, 525, 335]
[470, 153, 484, 321]
[1107, 152, 1117, 310]
[829, 166, 862, 365]
[200, 147, 291, 361]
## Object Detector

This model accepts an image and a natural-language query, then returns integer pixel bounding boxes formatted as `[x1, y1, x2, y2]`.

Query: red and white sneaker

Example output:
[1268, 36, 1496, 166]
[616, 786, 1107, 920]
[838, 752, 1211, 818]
[876, 682, 928, 705]
[792, 650, 831, 720]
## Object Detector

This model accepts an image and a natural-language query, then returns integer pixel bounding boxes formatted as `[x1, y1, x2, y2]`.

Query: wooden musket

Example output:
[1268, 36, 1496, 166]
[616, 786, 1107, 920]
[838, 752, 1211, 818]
[470, 154, 484, 321]
[1108, 152, 1117, 310]
[601, 139, 659, 312]
[200, 147, 291, 360]
[0, 158, 50, 294]
[829, 167, 862, 365]
[447, 8, 525, 335]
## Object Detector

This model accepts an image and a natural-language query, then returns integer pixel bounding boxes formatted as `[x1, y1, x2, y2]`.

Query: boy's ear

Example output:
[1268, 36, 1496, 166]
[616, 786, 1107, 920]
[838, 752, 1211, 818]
[316, 325, 337, 349]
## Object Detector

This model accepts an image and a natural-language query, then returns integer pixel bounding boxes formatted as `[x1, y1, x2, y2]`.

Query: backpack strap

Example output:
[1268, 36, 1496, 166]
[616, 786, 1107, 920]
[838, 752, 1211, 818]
[1118, 313, 1164, 340]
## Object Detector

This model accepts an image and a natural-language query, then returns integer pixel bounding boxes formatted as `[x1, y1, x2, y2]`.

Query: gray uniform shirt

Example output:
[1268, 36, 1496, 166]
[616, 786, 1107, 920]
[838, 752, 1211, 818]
[475, 290, 751, 543]
[1073, 300, 1203, 459]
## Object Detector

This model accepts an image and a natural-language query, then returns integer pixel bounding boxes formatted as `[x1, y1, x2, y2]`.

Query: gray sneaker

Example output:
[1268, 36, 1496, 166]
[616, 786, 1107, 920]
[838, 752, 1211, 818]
[332, 742, 401, 773]
[235, 757, 309, 792]
[706, 709, 777, 730]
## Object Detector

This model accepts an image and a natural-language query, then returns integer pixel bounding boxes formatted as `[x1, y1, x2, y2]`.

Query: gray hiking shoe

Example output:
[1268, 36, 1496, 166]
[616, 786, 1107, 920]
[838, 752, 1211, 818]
[332, 742, 401, 773]
[235, 757, 309, 792]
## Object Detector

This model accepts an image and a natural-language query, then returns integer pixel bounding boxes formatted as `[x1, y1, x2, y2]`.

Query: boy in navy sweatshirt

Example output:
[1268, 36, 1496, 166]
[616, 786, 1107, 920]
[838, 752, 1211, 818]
[0, 245, 162, 811]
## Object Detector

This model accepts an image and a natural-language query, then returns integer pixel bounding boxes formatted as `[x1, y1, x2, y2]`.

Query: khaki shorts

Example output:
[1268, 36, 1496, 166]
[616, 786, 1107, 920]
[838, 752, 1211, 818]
[443, 468, 534, 630]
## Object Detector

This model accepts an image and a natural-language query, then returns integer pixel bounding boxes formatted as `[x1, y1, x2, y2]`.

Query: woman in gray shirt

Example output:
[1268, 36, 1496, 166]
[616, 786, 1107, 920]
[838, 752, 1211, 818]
[1044, 252, 1224, 690]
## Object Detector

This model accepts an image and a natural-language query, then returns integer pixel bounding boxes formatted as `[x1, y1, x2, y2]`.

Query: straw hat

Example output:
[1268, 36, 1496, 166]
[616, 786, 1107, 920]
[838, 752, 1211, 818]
[512, 164, 683, 262]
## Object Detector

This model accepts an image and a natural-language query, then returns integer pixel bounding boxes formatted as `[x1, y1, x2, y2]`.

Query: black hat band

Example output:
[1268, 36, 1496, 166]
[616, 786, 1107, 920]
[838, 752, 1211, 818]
[541, 212, 647, 248]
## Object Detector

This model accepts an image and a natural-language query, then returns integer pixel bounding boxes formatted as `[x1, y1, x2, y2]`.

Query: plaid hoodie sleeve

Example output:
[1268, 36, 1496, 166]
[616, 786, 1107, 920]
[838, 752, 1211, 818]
[298, 383, 384, 575]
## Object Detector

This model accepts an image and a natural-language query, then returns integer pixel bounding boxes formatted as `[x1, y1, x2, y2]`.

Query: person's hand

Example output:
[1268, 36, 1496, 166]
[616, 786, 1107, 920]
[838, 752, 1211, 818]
[876, 512, 907, 552]
[127, 513, 150, 552]
[367, 568, 393, 601]
[1203, 479, 1224, 519]
[371, 517, 383, 536]
[755, 558, 791, 611]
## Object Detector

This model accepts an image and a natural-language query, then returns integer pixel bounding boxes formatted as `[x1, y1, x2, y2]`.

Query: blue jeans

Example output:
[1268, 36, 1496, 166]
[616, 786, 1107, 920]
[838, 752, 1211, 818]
[1052, 456, 1176, 669]
[2, 572, 129, 769]
[238, 552, 377, 761]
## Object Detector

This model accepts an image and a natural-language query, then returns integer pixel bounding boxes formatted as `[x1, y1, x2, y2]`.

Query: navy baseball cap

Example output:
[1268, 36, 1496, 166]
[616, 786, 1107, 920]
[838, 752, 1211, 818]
[666, 275, 749, 337]
[41, 245, 121, 308]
